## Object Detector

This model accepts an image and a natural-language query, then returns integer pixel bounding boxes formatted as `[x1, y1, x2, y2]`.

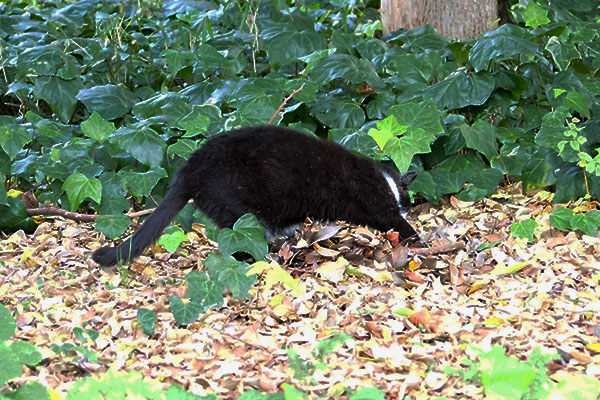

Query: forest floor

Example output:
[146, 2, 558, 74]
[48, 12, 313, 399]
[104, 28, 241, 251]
[1, 183, 600, 399]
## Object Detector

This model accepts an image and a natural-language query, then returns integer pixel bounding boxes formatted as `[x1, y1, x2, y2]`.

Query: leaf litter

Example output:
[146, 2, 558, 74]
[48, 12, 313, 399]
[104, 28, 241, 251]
[1, 183, 600, 398]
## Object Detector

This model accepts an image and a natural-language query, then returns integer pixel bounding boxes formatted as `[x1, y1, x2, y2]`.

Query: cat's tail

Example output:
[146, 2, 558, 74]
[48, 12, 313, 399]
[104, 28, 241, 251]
[91, 172, 191, 266]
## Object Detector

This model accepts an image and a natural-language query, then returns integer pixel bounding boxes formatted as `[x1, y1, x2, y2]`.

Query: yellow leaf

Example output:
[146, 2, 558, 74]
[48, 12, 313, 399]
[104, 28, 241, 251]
[585, 343, 600, 353]
[468, 279, 490, 294]
[490, 261, 530, 276]
[393, 307, 414, 317]
[7, 189, 23, 197]
[249, 261, 304, 296]
[408, 260, 420, 271]
[316, 258, 349, 284]
[483, 317, 504, 326]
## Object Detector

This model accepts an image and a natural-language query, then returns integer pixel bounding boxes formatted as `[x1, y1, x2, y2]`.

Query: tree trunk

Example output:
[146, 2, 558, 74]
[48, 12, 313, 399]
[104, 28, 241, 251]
[381, 0, 503, 40]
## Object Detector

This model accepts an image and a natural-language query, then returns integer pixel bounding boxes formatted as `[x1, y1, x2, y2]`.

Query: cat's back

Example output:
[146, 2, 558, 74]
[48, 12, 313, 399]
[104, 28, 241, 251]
[189, 125, 359, 169]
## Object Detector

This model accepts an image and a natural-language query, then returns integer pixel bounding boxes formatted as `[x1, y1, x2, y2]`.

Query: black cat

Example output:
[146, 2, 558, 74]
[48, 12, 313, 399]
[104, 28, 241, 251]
[92, 126, 418, 266]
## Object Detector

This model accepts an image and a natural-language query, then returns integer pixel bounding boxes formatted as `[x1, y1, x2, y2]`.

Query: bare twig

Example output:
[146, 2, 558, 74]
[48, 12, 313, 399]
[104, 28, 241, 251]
[268, 83, 306, 125]
[26, 206, 154, 223]
[409, 241, 466, 256]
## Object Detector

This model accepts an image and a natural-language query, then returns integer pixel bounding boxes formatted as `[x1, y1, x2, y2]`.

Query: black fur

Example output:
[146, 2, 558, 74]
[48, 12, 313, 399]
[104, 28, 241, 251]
[91, 126, 418, 266]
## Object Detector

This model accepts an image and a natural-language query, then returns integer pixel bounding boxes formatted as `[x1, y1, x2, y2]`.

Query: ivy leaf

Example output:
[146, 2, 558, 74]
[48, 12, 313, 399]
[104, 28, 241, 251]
[168, 295, 204, 326]
[460, 120, 498, 161]
[217, 213, 268, 260]
[120, 167, 167, 197]
[0, 304, 16, 341]
[0, 197, 37, 232]
[367, 115, 403, 149]
[157, 225, 189, 253]
[422, 70, 495, 109]
[137, 308, 157, 336]
[510, 218, 539, 242]
[77, 84, 136, 120]
[167, 139, 197, 160]
[523, 1, 550, 29]
[387, 99, 444, 137]
[34, 76, 83, 123]
[564, 91, 590, 119]
[262, 26, 327, 65]
[95, 215, 131, 239]
[0, 122, 32, 160]
[186, 271, 225, 308]
[81, 112, 115, 142]
[549, 207, 574, 231]
[62, 173, 102, 211]
[571, 213, 599, 236]
[310, 54, 385, 91]
[469, 25, 538, 72]
[203, 253, 257, 300]
[110, 127, 166, 168]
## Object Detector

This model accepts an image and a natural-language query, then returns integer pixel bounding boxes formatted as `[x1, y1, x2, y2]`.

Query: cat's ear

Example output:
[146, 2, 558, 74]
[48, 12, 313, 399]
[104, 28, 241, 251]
[398, 172, 416, 187]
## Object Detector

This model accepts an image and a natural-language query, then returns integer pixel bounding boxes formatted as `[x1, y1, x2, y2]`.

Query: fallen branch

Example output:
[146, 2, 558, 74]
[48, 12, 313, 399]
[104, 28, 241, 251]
[409, 241, 466, 257]
[26, 206, 154, 223]
[268, 83, 305, 125]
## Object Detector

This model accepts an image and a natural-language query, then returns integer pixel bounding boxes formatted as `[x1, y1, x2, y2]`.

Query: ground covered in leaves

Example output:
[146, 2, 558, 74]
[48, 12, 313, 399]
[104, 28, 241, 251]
[1, 185, 600, 399]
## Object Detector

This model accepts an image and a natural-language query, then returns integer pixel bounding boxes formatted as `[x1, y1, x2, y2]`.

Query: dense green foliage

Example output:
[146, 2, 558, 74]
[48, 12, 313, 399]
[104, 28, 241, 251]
[1, 0, 600, 238]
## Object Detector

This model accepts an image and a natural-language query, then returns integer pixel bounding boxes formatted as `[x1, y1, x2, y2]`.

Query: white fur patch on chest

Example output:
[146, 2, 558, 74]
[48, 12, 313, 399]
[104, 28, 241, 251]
[382, 171, 401, 206]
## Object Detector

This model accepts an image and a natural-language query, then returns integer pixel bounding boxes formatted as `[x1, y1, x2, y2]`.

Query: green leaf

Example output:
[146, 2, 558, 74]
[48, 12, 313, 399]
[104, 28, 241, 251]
[134, 92, 192, 126]
[523, 1, 550, 29]
[186, 271, 225, 308]
[137, 308, 157, 336]
[263, 26, 327, 65]
[10, 340, 42, 366]
[80, 112, 115, 142]
[367, 115, 403, 149]
[571, 213, 600, 236]
[388, 99, 444, 138]
[522, 148, 558, 192]
[460, 120, 498, 161]
[157, 226, 189, 253]
[0, 304, 16, 341]
[217, 213, 268, 260]
[77, 84, 136, 120]
[510, 218, 539, 242]
[432, 169, 466, 194]
[167, 139, 197, 160]
[469, 25, 538, 72]
[545, 36, 580, 72]
[0, 122, 31, 160]
[203, 253, 257, 300]
[97, 172, 129, 215]
[95, 215, 131, 239]
[314, 333, 351, 361]
[564, 91, 590, 119]
[549, 206, 574, 231]
[422, 71, 495, 109]
[0, 197, 37, 233]
[409, 171, 440, 203]
[111, 127, 166, 168]
[168, 295, 204, 326]
[62, 173, 102, 211]
[34, 76, 83, 123]
[383, 127, 433, 172]
[479, 345, 536, 399]
[120, 167, 168, 197]
[310, 92, 366, 129]
[5, 381, 50, 400]
[162, 49, 195, 76]
[349, 387, 385, 400]
[310, 54, 385, 91]
[0, 347, 24, 387]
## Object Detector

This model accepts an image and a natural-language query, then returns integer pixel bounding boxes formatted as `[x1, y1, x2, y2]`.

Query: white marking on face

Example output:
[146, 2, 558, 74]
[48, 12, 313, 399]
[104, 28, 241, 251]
[382, 171, 401, 206]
